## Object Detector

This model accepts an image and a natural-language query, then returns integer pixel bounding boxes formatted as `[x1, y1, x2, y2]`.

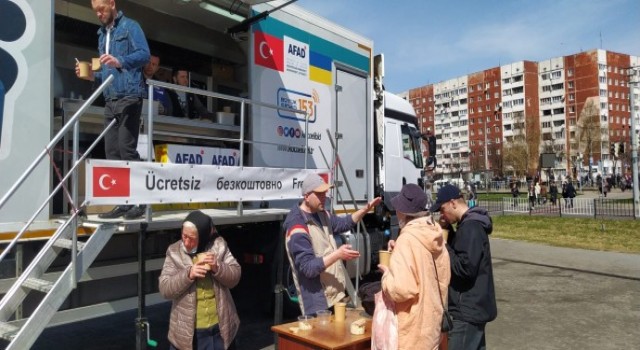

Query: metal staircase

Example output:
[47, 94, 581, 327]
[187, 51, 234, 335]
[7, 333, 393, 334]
[0, 76, 117, 349]
[0, 218, 117, 349]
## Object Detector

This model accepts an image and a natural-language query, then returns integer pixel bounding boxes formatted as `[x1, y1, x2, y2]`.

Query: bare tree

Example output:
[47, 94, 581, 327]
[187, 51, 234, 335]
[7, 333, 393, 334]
[576, 98, 602, 176]
[502, 112, 529, 178]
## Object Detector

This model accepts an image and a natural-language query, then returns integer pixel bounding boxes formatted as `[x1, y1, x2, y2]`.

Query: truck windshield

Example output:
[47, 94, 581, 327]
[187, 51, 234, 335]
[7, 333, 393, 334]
[401, 124, 424, 169]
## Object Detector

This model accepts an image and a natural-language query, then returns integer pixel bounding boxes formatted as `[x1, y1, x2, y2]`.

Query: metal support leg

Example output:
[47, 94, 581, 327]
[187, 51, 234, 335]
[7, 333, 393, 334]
[136, 223, 148, 350]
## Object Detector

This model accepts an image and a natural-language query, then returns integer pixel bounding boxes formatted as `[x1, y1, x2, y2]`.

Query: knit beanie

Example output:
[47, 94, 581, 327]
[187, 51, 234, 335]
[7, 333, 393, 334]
[183, 210, 214, 253]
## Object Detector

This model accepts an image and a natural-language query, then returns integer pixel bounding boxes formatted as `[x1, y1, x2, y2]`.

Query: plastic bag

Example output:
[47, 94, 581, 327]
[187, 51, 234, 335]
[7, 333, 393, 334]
[371, 291, 398, 350]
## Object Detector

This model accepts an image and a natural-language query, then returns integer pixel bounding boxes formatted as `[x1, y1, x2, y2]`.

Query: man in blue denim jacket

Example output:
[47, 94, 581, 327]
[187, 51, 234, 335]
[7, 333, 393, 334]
[77, 0, 150, 219]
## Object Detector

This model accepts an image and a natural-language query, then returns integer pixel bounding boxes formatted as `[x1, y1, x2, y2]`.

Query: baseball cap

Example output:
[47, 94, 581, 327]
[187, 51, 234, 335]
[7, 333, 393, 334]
[430, 184, 463, 212]
[301, 173, 332, 195]
[391, 184, 428, 214]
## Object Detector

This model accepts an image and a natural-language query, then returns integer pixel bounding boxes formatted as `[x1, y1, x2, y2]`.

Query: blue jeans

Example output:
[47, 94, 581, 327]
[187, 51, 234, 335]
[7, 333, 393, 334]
[447, 319, 486, 350]
[169, 324, 225, 350]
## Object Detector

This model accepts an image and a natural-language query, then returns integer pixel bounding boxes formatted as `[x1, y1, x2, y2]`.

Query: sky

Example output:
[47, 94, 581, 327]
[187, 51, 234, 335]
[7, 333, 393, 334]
[296, 0, 640, 93]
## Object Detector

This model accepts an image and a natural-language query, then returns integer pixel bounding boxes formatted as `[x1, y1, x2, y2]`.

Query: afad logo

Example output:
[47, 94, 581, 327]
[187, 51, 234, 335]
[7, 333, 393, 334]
[93, 167, 131, 197]
[174, 148, 238, 166]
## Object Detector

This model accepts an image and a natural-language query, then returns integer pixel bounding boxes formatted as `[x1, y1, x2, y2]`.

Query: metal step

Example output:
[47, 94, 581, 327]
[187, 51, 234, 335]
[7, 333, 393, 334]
[0, 223, 117, 350]
[53, 238, 85, 251]
[22, 278, 54, 293]
[0, 322, 18, 341]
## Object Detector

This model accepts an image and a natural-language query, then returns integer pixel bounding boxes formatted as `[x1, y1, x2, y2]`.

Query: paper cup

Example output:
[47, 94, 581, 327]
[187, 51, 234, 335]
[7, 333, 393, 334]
[78, 61, 91, 78]
[379, 250, 391, 267]
[91, 57, 101, 71]
[196, 253, 212, 271]
[334, 302, 346, 322]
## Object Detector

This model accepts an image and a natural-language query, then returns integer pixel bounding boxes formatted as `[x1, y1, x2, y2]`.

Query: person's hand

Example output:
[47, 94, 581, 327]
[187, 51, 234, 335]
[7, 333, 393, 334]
[100, 54, 122, 68]
[337, 244, 360, 261]
[189, 260, 210, 280]
[387, 239, 396, 252]
[75, 62, 94, 81]
[201, 252, 219, 273]
[366, 197, 382, 211]
[378, 264, 389, 274]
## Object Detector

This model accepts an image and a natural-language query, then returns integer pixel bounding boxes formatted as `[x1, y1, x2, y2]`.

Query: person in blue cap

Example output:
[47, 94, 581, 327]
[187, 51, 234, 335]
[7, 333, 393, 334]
[431, 184, 497, 350]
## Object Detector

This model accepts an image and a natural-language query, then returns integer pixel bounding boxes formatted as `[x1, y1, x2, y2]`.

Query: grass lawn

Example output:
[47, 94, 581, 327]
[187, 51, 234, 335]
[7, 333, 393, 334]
[491, 215, 640, 254]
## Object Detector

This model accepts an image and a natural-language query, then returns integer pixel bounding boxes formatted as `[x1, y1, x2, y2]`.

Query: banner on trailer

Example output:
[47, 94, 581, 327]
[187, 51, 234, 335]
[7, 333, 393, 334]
[85, 159, 328, 205]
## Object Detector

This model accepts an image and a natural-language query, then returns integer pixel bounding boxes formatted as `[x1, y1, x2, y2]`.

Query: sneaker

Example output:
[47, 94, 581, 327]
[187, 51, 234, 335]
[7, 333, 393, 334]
[98, 205, 132, 219]
[124, 205, 146, 220]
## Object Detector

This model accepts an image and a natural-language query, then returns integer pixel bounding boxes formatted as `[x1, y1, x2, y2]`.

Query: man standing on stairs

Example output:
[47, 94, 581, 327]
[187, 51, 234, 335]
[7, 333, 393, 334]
[77, 0, 150, 219]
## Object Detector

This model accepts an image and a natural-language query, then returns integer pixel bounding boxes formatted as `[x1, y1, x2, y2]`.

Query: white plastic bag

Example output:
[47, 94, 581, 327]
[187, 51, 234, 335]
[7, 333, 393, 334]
[371, 290, 398, 350]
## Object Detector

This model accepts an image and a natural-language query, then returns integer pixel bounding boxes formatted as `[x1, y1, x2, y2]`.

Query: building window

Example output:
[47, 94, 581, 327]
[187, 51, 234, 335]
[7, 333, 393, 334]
[567, 68, 574, 77]
[568, 81, 574, 89]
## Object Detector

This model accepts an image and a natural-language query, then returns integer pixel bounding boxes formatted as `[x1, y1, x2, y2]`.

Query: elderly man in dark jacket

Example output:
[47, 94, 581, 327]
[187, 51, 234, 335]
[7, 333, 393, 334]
[431, 185, 497, 350]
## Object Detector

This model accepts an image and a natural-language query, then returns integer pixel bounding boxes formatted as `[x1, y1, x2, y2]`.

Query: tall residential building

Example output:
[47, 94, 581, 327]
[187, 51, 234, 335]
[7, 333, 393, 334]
[409, 49, 640, 181]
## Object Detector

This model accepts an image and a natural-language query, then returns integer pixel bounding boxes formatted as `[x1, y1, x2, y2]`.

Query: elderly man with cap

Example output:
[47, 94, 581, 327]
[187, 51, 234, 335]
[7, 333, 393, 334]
[430, 185, 496, 350]
[379, 183, 450, 349]
[159, 210, 240, 350]
[284, 173, 382, 316]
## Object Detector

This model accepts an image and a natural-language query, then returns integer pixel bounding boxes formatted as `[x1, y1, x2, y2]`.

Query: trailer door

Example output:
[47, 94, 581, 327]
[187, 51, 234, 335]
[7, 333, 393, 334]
[335, 68, 368, 202]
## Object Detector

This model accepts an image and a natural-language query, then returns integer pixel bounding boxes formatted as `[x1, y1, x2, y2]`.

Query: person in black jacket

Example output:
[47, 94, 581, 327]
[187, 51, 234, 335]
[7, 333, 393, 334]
[431, 184, 497, 350]
[167, 68, 214, 120]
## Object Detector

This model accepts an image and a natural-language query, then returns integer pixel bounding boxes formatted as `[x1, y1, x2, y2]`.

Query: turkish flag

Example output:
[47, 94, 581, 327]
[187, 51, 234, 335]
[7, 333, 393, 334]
[93, 167, 131, 197]
[254, 31, 284, 72]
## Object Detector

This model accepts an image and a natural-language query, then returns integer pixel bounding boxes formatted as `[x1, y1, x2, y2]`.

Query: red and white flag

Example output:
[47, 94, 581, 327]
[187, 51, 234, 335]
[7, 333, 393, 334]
[254, 31, 284, 72]
[92, 166, 130, 197]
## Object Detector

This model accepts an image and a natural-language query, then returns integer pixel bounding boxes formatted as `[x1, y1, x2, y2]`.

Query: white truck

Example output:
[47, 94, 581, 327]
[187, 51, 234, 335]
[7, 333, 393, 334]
[0, 0, 424, 348]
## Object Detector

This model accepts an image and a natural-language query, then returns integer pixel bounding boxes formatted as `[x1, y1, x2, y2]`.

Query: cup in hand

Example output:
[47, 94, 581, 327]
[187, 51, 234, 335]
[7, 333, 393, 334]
[196, 252, 212, 271]
[78, 61, 91, 79]
[91, 57, 101, 71]
[334, 302, 346, 322]
[379, 250, 391, 267]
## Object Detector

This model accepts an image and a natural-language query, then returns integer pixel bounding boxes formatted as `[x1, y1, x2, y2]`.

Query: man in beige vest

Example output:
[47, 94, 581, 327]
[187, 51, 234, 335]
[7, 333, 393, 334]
[284, 173, 381, 315]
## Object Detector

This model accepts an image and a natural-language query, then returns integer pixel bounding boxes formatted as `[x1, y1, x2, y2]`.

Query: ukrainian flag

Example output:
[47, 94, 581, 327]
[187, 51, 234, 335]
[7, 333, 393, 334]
[309, 51, 332, 85]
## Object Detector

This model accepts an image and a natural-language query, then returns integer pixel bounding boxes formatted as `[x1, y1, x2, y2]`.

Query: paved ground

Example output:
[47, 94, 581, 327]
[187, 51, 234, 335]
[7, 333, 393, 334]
[27, 237, 639, 350]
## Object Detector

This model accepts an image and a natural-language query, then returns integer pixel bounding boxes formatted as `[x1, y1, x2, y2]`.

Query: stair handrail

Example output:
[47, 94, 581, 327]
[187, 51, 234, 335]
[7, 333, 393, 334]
[0, 207, 83, 319]
[0, 119, 117, 264]
[0, 74, 114, 211]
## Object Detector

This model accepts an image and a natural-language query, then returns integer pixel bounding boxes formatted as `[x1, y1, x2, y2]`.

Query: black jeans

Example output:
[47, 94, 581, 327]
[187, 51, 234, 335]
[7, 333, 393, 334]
[448, 319, 486, 350]
[103, 97, 142, 160]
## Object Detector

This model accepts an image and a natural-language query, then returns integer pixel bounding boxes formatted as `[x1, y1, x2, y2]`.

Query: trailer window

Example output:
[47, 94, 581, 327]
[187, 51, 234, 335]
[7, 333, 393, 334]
[401, 124, 424, 169]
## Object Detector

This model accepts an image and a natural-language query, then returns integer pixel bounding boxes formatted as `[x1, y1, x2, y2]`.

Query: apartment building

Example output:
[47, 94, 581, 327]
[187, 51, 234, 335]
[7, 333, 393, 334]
[408, 49, 640, 182]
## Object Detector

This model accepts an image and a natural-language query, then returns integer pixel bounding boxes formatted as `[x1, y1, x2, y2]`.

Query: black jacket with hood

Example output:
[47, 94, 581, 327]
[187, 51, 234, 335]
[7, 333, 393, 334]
[446, 206, 497, 324]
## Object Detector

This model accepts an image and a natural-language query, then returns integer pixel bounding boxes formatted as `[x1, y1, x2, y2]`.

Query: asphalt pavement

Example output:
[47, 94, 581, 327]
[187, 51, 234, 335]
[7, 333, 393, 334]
[30, 232, 640, 350]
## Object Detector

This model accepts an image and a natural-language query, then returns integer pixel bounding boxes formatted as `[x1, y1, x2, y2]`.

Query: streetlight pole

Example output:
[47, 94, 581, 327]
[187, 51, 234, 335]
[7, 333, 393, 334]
[628, 67, 639, 216]
[484, 118, 488, 194]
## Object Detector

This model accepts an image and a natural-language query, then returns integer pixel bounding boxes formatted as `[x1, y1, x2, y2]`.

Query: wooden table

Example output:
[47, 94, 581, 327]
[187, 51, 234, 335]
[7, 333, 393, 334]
[271, 310, 372, 350]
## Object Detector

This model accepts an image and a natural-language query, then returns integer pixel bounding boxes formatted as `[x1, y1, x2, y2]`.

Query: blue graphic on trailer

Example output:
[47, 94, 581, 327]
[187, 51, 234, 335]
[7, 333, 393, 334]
[0, 0, 27, 148]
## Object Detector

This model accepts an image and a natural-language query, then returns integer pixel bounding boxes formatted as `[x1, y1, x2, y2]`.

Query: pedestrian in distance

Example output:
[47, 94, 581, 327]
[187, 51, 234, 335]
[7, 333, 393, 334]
[431, 184, 497, 350]
[510, 182, 519, 208]
[284, 173, 382, 316]
[159, 210, 240, 350]
[549, 182, 558, 206]
[379, 184, 450, 350]
[528, 183, 536, 210]
[79, 0, 150, 220]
